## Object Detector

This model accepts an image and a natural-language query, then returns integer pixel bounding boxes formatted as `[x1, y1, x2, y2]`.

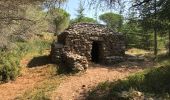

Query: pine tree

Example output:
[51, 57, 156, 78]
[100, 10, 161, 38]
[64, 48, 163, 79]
[76, 0, 85, 22]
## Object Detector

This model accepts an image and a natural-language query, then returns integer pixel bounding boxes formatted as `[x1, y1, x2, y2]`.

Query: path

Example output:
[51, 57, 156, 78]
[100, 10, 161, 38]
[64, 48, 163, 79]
[51, 61, 153, 100]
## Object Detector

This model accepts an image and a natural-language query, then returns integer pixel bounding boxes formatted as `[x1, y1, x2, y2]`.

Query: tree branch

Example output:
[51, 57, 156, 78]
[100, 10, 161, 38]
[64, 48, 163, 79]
[132, 0, 152, 7]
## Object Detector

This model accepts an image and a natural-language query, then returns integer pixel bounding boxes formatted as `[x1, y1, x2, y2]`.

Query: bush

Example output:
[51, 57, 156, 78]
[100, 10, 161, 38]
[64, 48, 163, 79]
[108, 66, 170, 99]
[0, 39, 52, 82]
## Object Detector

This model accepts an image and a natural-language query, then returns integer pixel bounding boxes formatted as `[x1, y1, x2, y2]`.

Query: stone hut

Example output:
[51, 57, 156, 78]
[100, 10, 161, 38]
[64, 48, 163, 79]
[50, 23, 125, 71]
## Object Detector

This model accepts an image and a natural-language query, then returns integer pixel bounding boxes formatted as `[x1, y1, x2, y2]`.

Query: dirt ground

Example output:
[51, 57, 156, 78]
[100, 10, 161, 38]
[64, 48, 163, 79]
[0, 54, 54, 100]
[50, 62, 153, 100]
[0, 54, 154, 100]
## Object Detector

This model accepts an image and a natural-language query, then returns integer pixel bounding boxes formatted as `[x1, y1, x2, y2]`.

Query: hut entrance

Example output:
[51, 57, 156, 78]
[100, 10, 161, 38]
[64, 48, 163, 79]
[91, 41, 101, 63]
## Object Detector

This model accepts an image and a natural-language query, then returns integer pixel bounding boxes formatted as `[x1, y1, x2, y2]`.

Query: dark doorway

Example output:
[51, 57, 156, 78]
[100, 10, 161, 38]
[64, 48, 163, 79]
[91, 41, 101, 63]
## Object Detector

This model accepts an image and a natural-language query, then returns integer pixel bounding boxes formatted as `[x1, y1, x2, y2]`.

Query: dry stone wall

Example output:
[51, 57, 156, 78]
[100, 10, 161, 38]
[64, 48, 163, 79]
[62, 52, 88, 71]
[51, 23, 125, 72]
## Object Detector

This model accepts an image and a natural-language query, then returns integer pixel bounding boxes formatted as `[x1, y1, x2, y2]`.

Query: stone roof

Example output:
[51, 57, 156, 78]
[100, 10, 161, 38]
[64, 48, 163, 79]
[63, 23, 121, 35]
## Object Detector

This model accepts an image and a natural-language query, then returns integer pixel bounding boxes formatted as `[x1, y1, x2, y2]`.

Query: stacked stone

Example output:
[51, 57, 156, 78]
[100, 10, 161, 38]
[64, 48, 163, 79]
[105, 56, 125, 64]
[63, 52, 88, 72]
[63, 33, 92, 61]
[50, 41, 63, 64]
[66, 23, 119, 35]
[51, 22, 126, 71]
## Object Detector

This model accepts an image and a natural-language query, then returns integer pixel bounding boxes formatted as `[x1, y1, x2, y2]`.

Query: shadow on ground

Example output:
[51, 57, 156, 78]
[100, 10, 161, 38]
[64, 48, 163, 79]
[90, 60, 155, 70]
[27, 55, 51, 68]
[90, 54, 155, 70]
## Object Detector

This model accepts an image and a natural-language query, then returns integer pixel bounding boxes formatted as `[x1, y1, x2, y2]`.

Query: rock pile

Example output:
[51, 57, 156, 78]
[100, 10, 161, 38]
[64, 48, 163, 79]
[63, 52, 88, 72]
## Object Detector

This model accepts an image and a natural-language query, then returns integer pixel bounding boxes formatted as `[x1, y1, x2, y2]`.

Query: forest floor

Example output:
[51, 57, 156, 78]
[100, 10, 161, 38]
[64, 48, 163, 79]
[0, 49, 155, 100]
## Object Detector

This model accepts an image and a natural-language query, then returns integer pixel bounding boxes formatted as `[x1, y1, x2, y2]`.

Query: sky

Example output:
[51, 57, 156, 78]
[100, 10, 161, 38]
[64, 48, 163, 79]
[62, 0, 131, 21]
[63, 0, 112, 20]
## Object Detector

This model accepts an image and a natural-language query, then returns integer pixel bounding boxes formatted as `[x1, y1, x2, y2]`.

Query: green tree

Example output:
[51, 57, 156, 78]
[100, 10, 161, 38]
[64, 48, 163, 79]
[70, 0, 97, 24]
[76, 0, 85, 22]
[54, 9, 70, 34]
[0, 0, 68, 48]
[158, 0, 170, 55]
[47, 8, 70, 35]
[99, 12, 123, 32]
[70, 17, 97, 24]
[131, 0, 170, 56]
[93, 0, 170, 56]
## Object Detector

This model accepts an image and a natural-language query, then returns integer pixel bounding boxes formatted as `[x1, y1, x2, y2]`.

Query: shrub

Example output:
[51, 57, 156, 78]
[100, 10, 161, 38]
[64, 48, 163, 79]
[0, 51, 21, 82]
[88, 63, 170, 99]
[0, 39, 52, 82]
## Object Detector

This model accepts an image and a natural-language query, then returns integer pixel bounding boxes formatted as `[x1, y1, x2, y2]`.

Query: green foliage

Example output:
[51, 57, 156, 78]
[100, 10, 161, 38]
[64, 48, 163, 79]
[70, 1, 97, 24]
[131, 0, 170, 55]
[53, 9, 70, 34]
[108, 65, 170, 98]
[0, 4, 51, 50]
[158, 0, 170, 21]
[99, 12, 123, 31]
[88, 57, 170, 99]
[76, 0, 85, 22]
[122, 19, 153, 50]
[122, 20, 142, 48]
[70, 17, 97, 24]
[0, 51, 22, 82]
[47, 8, 70, 34]
[0, 39, 52, 82]
[0, 53, 20, 82]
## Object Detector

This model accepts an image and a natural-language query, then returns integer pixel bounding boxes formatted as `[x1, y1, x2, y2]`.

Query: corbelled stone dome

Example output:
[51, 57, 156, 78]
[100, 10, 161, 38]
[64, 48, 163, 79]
[50, 23, 125, 72]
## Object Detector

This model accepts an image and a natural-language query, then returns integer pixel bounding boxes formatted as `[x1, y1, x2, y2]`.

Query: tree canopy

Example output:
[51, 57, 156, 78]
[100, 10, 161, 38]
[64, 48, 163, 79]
[99, 12, 123, 32]
[53, 9, 70, 34]
[70, 0, 97, 24]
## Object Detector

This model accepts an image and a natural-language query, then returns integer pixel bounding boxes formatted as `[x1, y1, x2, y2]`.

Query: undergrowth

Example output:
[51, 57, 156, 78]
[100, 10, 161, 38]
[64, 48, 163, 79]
[0, 39, 52, 82]
[88, 55, 170, 100]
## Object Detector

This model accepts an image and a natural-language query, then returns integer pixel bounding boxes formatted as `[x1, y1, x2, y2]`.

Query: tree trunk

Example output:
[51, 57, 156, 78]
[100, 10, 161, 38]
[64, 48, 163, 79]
[154, 28, 157, 56]
[154, 0, 158, 56]
[169, 29, 170, 56]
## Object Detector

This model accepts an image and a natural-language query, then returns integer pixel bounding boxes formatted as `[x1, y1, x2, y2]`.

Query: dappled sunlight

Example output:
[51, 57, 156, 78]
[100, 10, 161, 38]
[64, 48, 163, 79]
[125, 48, 152, 57]
[0, 0, 170, 99]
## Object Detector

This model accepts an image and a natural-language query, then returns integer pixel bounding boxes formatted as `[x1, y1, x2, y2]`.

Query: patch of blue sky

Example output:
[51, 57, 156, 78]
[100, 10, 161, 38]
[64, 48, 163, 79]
[62, 0, 131, 23]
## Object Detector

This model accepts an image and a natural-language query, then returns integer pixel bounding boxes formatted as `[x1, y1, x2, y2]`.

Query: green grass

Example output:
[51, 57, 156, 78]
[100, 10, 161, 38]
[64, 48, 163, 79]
[0, 39, 52, 82]
[88, 55, 170, 100]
